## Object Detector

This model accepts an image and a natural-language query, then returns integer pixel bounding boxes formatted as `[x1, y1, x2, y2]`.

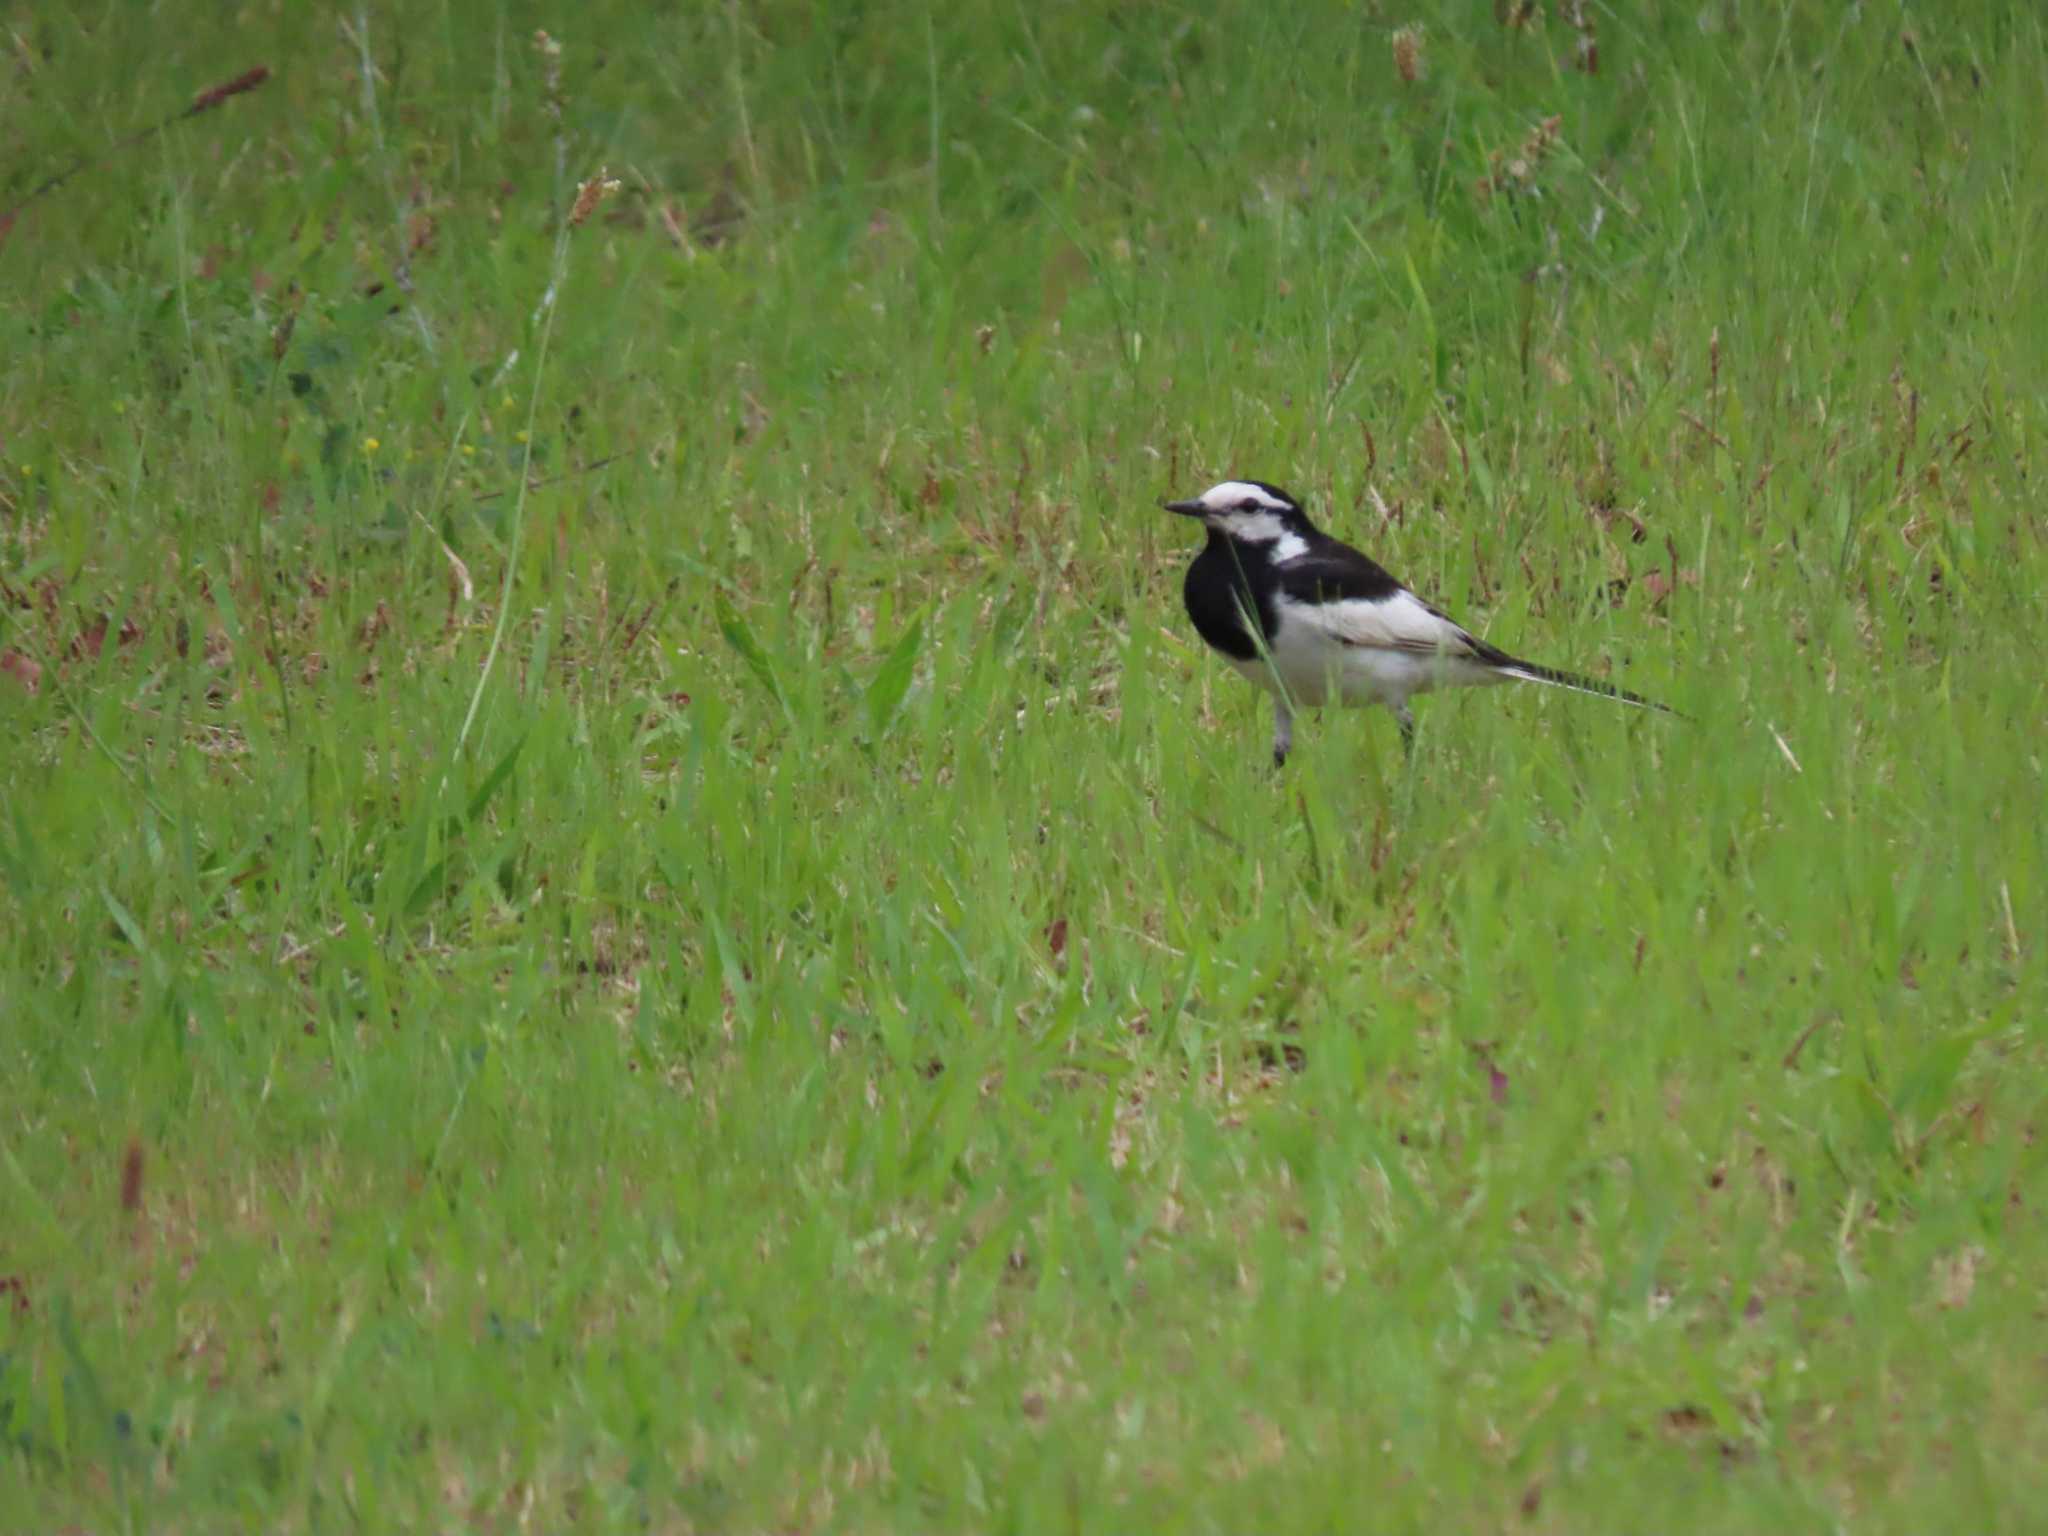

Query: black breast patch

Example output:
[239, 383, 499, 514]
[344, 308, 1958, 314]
[1182, 536, 1273, 662]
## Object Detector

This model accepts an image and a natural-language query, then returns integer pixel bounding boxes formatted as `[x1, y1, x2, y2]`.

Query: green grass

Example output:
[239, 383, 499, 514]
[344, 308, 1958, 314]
[3, 0, 2045, 1527]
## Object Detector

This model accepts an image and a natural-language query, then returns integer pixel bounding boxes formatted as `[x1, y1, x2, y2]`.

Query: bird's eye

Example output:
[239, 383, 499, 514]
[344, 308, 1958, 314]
[1237, 499, 1261, 512]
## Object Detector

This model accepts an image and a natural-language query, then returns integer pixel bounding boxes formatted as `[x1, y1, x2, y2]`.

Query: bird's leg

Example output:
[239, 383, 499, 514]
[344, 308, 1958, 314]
[1395, 703, 1416, 754]
[1271, 698, 1294, 769]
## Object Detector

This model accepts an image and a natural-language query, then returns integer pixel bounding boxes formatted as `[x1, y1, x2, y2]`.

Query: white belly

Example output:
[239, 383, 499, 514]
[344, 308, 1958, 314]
[1229, 630, 1503, 710]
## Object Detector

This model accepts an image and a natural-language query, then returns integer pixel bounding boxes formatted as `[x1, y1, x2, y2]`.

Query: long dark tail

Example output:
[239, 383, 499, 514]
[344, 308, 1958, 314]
[1492, 656, 1678, 715]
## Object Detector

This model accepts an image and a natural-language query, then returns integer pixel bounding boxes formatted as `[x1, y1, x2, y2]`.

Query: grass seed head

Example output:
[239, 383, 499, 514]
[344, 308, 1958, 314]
[120, 1137, 145, 1214]
[1476, 113, 1564, 204]
[534, 30, 564, 120]
[1561, 0, 1599, 72]
[569, 168, 621, 228]
[1392, 25, 1426, 84]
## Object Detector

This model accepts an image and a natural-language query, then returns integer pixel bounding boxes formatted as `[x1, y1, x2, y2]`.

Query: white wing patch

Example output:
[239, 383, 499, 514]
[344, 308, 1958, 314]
[1284, 588, 1484, 657]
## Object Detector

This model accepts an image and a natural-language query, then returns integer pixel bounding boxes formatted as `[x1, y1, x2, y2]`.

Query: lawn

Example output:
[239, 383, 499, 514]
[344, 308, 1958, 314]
[2, 1, 2044, 1528]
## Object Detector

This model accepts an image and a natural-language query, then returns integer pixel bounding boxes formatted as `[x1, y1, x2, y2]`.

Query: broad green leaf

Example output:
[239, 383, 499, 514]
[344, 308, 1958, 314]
[865, 613, 925, 739]
[716, 592, 791, 722]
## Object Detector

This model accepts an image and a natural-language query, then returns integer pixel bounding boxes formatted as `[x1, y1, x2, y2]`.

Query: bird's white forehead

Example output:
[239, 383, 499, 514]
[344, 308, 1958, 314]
[1198, 480, 1294, 512]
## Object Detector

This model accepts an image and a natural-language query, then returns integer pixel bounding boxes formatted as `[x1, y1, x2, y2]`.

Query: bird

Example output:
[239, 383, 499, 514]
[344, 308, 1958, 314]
[1162, 479, 1673, 766]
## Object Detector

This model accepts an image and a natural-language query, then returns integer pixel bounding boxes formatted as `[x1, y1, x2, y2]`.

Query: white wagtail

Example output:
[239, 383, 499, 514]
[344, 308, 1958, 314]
[1164, 479, 1673, 765]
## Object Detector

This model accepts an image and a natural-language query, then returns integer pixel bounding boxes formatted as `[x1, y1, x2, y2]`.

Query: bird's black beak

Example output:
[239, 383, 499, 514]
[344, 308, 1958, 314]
[1161, 498, 1205, 517]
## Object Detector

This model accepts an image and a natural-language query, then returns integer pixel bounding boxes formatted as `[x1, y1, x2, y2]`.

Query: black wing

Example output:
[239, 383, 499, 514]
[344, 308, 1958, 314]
[1274, 535, 1519, 664]
[1272, 535, 1406, 605]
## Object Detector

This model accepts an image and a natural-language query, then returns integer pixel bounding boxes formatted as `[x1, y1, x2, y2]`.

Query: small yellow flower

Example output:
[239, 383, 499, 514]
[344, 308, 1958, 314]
[363, 436, 381, 454]
[461, 443, 475, 457]
[514, 430, 529, 444]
